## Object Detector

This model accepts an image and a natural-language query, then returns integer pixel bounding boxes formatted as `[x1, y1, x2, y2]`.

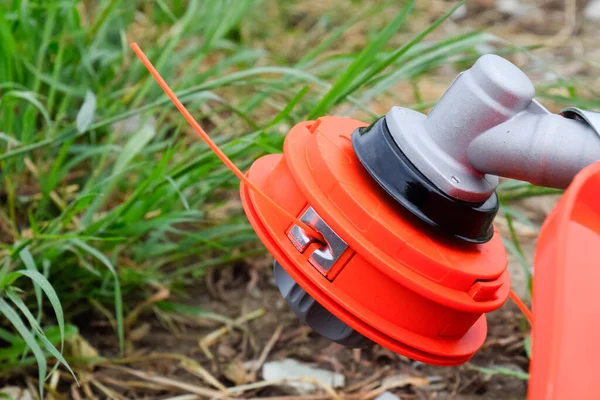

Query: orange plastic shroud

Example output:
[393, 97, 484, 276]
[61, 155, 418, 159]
[241, 116, 510, 366]
[528, 160, 600, 400]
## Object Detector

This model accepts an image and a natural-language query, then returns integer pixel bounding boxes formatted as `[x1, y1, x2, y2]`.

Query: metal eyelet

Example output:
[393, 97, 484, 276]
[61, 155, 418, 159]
[288, 207, 348, 275]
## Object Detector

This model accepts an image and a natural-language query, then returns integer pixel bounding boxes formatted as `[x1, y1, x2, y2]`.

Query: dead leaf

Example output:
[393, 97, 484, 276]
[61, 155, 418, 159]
[224, 359, 256, 386]
[67, 334, 100, 369]
[0, 387, 33, 400]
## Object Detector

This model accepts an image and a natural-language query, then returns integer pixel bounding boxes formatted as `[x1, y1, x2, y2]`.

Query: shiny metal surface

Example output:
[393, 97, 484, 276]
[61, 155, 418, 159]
[287, 207, 348, 274]
[562, 107, 600, 137]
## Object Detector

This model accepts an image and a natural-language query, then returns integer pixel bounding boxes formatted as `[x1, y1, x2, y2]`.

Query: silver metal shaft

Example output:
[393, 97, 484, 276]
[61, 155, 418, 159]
[468, 112, 600, 189]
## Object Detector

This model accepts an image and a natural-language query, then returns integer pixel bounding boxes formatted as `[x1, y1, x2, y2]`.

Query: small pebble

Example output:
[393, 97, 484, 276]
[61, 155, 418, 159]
[451, 4, 468, 20]
[585, 0, 600, 21]
[262, 358, 345, 393]
[375, 391, 401, 400]
[496, 0, 537, 18]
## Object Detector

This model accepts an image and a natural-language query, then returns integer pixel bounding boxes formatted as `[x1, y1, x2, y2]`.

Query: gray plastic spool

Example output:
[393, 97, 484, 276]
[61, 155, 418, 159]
[273, 261, 371, 348]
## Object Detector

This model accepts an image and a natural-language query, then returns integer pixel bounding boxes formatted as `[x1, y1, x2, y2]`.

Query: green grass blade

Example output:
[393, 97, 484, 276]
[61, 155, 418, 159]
[165, 176, 190, 211]
[6, 291, 76, 382]
[295, 2, 388, 67]
[20, 58, 86, 97]
[112, 123, 156, 176]
[76, 91, 97, 133]
[340, 0, 467, 102]
[360, 30, 485, 102]
[524, 336, 532, 359]
[69, 239, 124, 352]
[469, 364, 529, 380]
[155, 0, 178, 23]
[87, 0, 121, 42]
[156, 301, 231, 324]
[2, 90, 51, 127]
[308, 0, 415, 119]
[264, 85, 309, 128]
[0, 328, 18, 343]
[81, 123, 156, 224]
[0, 298, 47, 397]
[18, 248, 42, 322]
[504, 213, 533, 293]
[12, 269, 66, 352]
[499, 204, 539, 232]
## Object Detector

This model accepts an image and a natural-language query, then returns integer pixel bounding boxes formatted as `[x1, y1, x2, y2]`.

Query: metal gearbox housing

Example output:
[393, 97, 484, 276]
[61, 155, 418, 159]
[383, 54, 600, 203]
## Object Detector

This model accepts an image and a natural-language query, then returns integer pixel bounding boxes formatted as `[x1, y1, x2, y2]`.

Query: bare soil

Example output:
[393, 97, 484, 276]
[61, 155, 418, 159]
[79, 259, 529, 399]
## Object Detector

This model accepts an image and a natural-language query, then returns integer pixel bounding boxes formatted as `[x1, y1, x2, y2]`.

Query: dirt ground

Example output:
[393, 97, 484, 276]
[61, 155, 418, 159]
[73, 256, 527, 399]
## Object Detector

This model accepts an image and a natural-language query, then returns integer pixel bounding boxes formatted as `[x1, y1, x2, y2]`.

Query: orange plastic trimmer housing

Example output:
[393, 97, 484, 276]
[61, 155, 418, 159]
[528, 161, 600, 399]
[241, 116, 509, 365]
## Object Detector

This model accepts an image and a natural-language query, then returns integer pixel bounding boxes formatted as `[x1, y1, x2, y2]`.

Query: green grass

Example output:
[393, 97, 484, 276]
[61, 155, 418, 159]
[2, 0, 593, 394]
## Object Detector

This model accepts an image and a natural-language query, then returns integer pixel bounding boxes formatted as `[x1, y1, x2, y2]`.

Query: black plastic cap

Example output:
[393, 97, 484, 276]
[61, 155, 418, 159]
[352, 117, 498, 244]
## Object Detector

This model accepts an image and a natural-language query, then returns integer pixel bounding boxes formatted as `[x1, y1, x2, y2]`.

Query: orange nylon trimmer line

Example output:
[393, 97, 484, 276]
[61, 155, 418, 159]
[130, 42, 321, 240]
[510, 288, 533, 326]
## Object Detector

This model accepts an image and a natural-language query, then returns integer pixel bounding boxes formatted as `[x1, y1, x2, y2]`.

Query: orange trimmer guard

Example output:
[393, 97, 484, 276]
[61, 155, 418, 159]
[529, 161, 600, 400]
[241, 116, 510, 366]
